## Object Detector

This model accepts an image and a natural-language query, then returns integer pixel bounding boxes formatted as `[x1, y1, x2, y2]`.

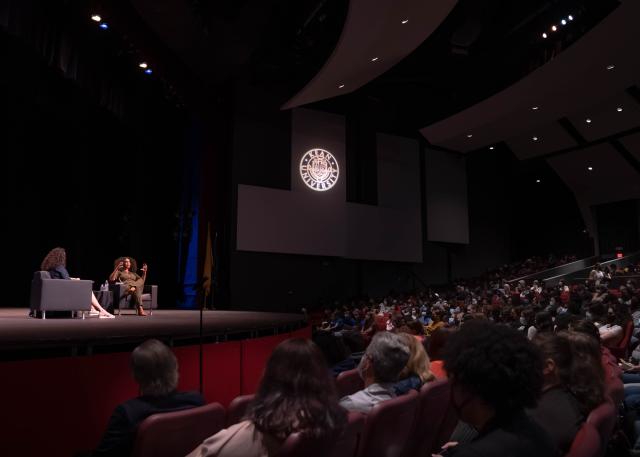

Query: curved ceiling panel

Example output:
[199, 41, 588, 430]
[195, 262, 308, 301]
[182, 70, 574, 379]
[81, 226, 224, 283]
[420, 0, 640, 153]
[282, 0, 458, 110]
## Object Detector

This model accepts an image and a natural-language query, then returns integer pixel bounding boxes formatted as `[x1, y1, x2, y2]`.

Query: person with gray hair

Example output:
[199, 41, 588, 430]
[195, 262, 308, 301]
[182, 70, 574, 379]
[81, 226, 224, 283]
[93, 339, 204, 457]
[339, 331, 410, 413]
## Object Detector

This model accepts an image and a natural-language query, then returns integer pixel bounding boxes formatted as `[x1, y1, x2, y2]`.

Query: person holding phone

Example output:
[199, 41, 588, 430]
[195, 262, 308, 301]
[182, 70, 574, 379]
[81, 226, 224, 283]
[109, 256, 148, 316]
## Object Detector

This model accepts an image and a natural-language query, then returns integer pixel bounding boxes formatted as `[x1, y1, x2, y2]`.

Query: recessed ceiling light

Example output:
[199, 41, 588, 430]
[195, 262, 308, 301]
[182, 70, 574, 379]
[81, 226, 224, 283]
[338, 84, 345, 89]
[489, 146, 495, 150]
[585, 118, 592, 124]
[371, 57, 379, 62]
[139, 62, 148, 69]
[532, 106, 539, 111]
[401, 19, 409, 24]
[541, 33, 548, 39]
[551, 25, 557, 32]
[91, 15, 102, 22]
[561, 19, 567, 25]
[536, 179, 541, 183]
[467, 134, 473, 138]
[99, 23, 108, 30]
[568, 15, 574, 21]
[606, 64, 615, 70]
[532, 136, 539, 142]
[587, 166, 593, 171]
[617, 107, 623, 112]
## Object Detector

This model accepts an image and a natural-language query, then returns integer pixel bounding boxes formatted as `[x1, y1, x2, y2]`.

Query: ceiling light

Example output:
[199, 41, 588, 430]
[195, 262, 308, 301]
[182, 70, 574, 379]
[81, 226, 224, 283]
[91, 15, 102, 22]
[99, 23, 108, 30]
[489, 146, 495, 150]
[617, 107, 623, 112]
[401, 19, 409, 24]
[536, 179, 541, 183]
[561, 19, 567, 25]
[371, 57, 379, 62]
[551, 25, 557, 32]
[541, 33, 548, 39]
[532, 136, 539, 142]
[568, 15, 574, 21]
[467, 134, 473, 138]
[139, 62, 148, 69]
[585, 118, 592, 124]
[532, 106, 539, 111]
[587, 166, 593, 171]
[606, 64, 615, 70]
[144, 68, 152, 75]
[338, 84, 345, 89]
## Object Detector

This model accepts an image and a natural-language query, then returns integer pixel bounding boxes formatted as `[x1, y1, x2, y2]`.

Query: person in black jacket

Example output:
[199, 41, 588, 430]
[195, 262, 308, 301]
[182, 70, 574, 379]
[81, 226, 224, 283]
[93, 339, 204, 457]
[39, 247, 114, 318]
[436, 320, 557, 457]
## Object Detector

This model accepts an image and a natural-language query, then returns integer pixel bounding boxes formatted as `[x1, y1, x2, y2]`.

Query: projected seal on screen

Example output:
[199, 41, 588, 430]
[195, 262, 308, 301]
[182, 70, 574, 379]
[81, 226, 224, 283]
[299, 148, 339, 191]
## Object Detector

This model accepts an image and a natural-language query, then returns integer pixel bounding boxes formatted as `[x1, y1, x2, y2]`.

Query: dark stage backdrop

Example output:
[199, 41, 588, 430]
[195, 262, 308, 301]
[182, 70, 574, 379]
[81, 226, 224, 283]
[1, 29, 188, 308]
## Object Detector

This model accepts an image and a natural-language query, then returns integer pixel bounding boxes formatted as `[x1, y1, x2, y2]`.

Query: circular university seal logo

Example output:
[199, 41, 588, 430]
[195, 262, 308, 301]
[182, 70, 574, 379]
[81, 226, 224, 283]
[299, 148, 339, 192]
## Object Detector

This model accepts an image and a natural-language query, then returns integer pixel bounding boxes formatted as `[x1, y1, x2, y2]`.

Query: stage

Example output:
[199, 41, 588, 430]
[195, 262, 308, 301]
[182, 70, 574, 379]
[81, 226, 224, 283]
[0, 308, 307, 358]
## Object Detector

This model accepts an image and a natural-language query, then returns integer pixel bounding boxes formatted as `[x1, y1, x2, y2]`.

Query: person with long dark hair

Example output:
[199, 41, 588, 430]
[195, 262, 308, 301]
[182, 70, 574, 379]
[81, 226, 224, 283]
[528, 332, 605, 454]
[39, 247, 114, 318]
[188, 339, 347, 456]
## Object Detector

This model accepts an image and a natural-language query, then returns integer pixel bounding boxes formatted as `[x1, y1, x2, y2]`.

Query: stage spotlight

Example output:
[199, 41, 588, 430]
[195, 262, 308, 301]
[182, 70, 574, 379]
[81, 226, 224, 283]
[144, 68, 152, 74]
[489, 146, 495, 150]
[568, 15, 574, 21]
[561, 19, 567, 25]
[542, 33, 547, 39]
[532, 136, 539, 142]
[551, 25, 557, 31]
[585, 118, 592, 124]
[139, 62, 148, 69]
[467, 134, 473, 138]
[587, 166, 593, 171]
[91, 15, 102, 22]
[99, 23, 108, 30]
[371, 57, 379, 62]
[617, 107, 623, 112]
[532, 106, 539, 110]
[401, 19, 409, 24]
[536, 179, 541, 183]
[606, 64, 615, 70]
[338, 84, 345, 89]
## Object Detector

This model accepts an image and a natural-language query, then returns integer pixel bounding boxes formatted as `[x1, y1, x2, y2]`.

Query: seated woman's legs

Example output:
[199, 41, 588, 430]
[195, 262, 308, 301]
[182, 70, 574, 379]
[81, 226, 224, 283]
[91, 292, 114, 318]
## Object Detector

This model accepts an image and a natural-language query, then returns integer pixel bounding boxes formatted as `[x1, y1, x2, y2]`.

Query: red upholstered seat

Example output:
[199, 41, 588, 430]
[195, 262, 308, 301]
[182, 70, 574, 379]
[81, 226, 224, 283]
[566, 423, 602, 457]
[336, 368, 364, 398]
[131, 402, 225, 457]
[357, 390, 419, 457]
[586, 400, 616, 455]
[226, 394, 255, 427]
[330, 411, 366, 457]
[401, 379, 455, 457]
[608, 320, 634, 360]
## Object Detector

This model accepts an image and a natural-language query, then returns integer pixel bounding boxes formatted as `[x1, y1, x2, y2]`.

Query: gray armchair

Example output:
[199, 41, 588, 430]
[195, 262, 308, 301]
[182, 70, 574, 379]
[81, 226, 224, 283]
[29, 271, 93, 319]
[112, 283, 158, 316]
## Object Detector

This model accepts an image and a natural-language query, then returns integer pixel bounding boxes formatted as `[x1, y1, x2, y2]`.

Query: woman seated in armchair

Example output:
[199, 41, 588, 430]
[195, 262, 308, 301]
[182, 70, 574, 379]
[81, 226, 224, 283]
[109, 256, 148, 316]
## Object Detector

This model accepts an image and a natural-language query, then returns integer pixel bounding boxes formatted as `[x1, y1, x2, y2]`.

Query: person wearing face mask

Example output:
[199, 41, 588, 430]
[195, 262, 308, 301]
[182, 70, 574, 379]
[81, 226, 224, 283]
[433, 320, 556, 457]
[338, 332, 410, 413]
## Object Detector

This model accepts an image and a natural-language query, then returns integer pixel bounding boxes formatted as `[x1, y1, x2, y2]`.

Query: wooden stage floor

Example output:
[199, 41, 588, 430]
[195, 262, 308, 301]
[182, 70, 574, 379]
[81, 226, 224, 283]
[0, 308, 306, 358]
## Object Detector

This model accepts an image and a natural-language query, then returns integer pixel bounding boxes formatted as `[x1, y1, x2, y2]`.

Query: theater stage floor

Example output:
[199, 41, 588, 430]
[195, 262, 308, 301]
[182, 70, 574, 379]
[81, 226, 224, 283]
[0, 308, 306, 357]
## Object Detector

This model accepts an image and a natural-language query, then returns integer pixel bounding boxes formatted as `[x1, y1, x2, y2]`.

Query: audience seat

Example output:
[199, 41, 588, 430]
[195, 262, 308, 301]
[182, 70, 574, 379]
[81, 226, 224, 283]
[336, 368, 364, 398]
[605, 377, 624, 405]
[566, 423, 602, 457]
[131, 402, 225, 457]
[278, 432, 335, 457]
[330, 411, 366, 457]
[401, 379, 452, 457]
[357, 389, 419, 457]
[586, 400, 617, 456]
[226, 394, 255, 427]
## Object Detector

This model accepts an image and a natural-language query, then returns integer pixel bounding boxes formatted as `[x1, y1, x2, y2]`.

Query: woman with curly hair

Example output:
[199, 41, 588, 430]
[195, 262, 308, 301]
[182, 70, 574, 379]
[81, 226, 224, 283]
[39, 247, 114, 318]
[435, 320, 556, 457]
[109, 256, 148, 316]
[187, 338, 347, 456]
